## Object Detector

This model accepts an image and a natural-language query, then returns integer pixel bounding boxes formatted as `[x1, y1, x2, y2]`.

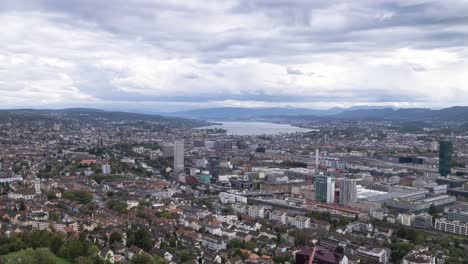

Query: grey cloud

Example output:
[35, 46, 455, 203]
[183, 73, 199, 79]
[0, 0, 467, 110]
[286, 67, 303, 75]
[409, 64, 427, 72]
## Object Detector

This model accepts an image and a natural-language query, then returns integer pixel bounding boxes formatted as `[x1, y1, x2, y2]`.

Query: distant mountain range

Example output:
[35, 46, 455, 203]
[334, 106, 468, 122]
[168, 106, 393, 120]
[4, 106, 468, 125]
[168, 106, 468, 123]
[0, 108, 210, 128]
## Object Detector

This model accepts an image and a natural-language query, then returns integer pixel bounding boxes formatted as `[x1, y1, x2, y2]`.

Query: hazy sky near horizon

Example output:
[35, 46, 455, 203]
[1, 0, 468, 112]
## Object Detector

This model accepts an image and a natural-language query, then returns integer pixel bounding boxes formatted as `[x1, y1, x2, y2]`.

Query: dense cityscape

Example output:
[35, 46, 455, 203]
[0, 109, 467, 264]
[2, 0, 468, 263]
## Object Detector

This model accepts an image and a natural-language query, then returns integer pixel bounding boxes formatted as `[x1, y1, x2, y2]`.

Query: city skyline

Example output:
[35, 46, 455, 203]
[1, 0, 468, 112]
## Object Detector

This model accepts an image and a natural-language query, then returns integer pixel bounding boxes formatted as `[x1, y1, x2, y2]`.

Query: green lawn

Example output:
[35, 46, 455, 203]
[1, 252, 71, 264]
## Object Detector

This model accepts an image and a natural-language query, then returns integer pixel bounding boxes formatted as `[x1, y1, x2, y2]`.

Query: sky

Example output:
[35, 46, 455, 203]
[0, 0, 467, 112]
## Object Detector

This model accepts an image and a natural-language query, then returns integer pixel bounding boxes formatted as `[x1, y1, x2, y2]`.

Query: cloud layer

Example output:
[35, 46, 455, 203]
[0, 0, 468, 111]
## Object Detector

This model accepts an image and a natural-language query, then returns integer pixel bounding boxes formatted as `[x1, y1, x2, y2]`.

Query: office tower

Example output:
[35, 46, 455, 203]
[430, 141, 438, 152]
[174, 140, 184, 173]
[97, 137, 104, 148]
[439, 137, 452, 177]
[338, 178, 357, 206]
[315, 148, 319, 171]
[208, 156, 221, 183]
[413, 213, 433, 230]
[161, 143, 174, 158]
[102, 164, 111, 174]
[315, 175, 335, 203]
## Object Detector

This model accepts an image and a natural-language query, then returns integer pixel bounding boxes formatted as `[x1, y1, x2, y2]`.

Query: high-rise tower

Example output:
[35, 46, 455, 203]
[439, 137, 452, 177]
[338, 178, 357, 206]
[208, 156, 221, 183]
[174, 140, 184, 173]
[315, 175, 335, 203]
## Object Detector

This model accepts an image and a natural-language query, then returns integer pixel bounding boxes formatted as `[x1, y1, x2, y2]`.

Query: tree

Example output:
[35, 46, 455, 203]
[109, 232, 123, 245]
[429, 204, 437, 216]
[75, 256, 94, 264]
[244, 241, 256, 251]
[9, 248, 36, 264]
[155, 210, 172, 218]
[58, 240, 88, 260]
[87, 245, 100, 257]
[153, 256, 167, 264]
[127, 226, 154, 251]
[335, 246, 344, 254]
[8, 248, 56, 264]
[221, 204, 234, 214]
[389, 242, 414, 262]
[179, 250, 195, 262]
[34, 248, 56, 264]
[107, 200, 128, 214]
[63, 190, 93, 204]
[227, 239, 242, 249]
[49, 212, 60, 222]
[131, 254, 154, 264]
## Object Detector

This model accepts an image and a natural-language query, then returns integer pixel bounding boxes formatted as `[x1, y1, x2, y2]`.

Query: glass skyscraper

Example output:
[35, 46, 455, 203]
[439, 137, 452, 177]
[315, 175, 335, 203]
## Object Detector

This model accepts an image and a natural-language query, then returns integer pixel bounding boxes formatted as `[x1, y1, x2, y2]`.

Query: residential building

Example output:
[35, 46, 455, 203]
[248, 206, 265, 218]
[402, 249, 435, 264]
[434, 218, 468, 236]
[288, 215, 311, 229]
[338, 178, 357, 206]
[269, 210, 287, 224]
[102, 164, 111, 175]
[398, 213, 415, 226]
[218, 192, 247, 204]
[201, 235, 227, 251]
[356, 247, 389, 264]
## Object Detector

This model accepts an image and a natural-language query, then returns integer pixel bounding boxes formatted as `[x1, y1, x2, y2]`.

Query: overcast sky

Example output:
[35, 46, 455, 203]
[1, 0, 467, 112]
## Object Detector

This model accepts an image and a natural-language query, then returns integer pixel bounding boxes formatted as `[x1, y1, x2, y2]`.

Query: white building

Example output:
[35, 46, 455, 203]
[248, 206, 265, 218]
[102, 164, 111, 174]
[126, 200, 139, 209]
[434, 218, 468, 236]
[402, 249, 435, 264]
[201, 235, 227, 251]
[8, 190, 35, 200]
[269, 210, 287, 224]
[0, 176, 23, 183]
[287, 215, 311, 229]
[399, 214, 415, 226]
[356, 247, 389, 264]
[372, 208, 389, 221]
[219, 192, 247, 204]
[398, 213, 415, 226]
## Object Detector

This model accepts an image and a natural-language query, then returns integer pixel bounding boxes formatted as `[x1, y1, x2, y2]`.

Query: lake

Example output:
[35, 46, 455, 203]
[198, 121, 314, 135]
